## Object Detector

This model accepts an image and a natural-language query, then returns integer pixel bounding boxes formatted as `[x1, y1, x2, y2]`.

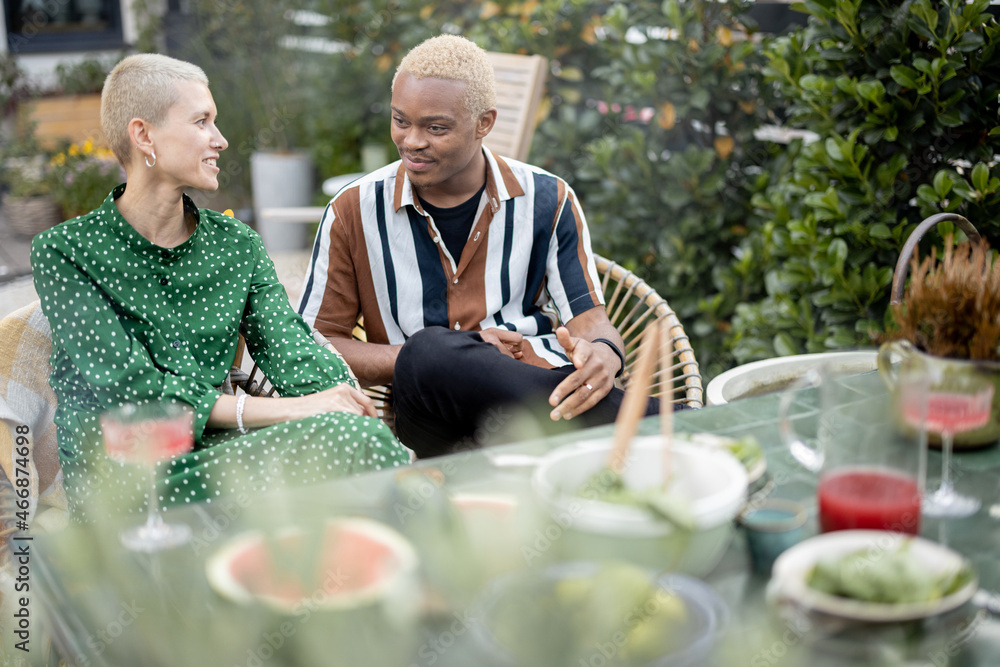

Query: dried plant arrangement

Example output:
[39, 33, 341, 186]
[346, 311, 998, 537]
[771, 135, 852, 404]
[884, 236, 1000, 362]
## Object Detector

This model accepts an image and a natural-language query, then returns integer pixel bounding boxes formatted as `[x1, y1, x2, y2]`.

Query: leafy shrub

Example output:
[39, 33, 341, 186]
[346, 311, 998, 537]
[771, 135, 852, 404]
[720, 0, 1000, 364]
[0, 52, 34, 116]
[561, 1, 779, 379]
[54, 56, 117, 95]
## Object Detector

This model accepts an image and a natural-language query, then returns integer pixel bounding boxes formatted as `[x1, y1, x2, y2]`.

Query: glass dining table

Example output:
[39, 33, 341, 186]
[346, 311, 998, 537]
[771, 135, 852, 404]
[26, 371, 1000, 666]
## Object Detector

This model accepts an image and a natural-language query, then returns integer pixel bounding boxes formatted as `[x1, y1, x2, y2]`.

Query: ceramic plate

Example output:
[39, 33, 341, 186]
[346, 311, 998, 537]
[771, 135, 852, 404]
[706, 351, 879, 406]
[769, 530, 977, 622]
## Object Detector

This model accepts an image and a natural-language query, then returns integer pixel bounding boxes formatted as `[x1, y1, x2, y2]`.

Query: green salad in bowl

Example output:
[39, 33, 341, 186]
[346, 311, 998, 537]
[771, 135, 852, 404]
[806, 541, 975, 604]
[473, 561, 729, 667]
[770, 530, 978, 622]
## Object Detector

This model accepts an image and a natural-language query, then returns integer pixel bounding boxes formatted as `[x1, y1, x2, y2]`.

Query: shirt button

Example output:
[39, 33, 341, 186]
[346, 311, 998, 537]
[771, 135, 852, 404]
[171, 340, 182, 349]
[454, 322, 460, 330]
[159, 277, 169, 285]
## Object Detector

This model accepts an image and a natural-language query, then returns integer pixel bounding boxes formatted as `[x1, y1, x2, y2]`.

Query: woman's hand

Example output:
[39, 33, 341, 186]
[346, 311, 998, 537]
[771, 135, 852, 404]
[208, 384, 380, 431]
[298, 384, 379, 419]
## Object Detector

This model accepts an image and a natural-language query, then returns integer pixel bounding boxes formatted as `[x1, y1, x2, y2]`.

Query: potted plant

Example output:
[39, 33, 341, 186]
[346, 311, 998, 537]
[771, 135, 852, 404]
[0, 118, 61, 237]
[878, 221, 1000, 448]
[47, 139, 124, 219]
[0, 53, 34, 120]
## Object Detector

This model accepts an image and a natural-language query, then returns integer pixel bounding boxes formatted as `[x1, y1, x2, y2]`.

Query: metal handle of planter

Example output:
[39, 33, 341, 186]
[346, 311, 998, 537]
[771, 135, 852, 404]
[889, 213, 982, 305]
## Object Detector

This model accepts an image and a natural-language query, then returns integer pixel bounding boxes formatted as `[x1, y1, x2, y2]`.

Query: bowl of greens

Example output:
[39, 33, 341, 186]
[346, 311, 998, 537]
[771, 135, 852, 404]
[472, 561, 729, 667]
[768, 530, 977, 622]
[531, 437, 748, 576]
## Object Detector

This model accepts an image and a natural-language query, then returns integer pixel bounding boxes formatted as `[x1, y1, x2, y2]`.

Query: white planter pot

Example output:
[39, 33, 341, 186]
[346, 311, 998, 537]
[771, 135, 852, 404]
[250, 150, 315, 255]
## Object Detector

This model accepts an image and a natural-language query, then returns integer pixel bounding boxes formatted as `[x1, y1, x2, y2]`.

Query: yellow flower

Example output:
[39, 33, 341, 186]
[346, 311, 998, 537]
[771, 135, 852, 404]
[68, 144, 80, 156]
[716, 26, 733, 47]
[50, 153, 67, 167]
[480, 2, 502, 19]
[82, 140, 94, 155]
[714, 135, 735, 160]
[657, 102, 676, 130]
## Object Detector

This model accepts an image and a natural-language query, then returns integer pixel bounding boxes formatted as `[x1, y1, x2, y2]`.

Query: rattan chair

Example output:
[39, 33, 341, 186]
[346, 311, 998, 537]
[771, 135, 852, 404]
[594, 254, 703, 408]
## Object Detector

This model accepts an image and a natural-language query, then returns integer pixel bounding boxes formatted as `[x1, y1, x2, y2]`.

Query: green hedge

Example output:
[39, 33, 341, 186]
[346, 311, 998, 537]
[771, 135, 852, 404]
[724, 0, 1000, 367]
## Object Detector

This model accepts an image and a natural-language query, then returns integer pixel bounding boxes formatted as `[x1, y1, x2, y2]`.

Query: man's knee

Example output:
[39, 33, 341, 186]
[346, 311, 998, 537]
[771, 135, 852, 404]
[395, 327, 478, 381]
[394, 326, 457, 390]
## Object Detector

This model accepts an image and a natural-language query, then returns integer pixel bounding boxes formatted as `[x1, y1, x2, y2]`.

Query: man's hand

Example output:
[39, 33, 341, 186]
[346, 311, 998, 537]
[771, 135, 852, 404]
[480, 328, 524, 359]
[548, 326, 619, 420]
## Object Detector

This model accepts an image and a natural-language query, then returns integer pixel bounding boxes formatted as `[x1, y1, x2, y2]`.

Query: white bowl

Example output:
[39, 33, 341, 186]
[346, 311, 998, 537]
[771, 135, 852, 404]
[768, 530, 977, 622]
[706, 351, 879, 406]
[531, 437, 748, 576]
[472, 562, 730, 667]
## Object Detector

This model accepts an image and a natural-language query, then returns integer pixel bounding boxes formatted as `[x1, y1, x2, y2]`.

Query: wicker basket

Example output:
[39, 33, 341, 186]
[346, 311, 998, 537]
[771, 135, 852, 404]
[1, 194, 62, 237]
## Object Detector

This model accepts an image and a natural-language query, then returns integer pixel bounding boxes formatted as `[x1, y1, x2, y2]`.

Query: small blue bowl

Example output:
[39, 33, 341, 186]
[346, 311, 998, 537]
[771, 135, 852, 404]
[738, 499, 809, 576]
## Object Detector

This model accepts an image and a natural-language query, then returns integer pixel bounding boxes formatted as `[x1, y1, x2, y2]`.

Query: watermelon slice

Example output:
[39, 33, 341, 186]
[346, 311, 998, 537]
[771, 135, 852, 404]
[206, 517, 419, 613]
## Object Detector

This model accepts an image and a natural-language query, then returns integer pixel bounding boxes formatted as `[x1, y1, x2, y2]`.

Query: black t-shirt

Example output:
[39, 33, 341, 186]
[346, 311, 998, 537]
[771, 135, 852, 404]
[418, 183, 486, 262]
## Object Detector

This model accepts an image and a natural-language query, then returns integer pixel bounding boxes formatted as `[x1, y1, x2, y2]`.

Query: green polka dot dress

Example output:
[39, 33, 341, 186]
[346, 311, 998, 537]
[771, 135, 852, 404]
[31, 185, 408, 521]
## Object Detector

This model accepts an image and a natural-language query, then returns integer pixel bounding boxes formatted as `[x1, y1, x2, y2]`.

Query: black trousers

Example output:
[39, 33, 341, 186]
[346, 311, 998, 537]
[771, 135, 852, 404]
[392, 327, 666, 458]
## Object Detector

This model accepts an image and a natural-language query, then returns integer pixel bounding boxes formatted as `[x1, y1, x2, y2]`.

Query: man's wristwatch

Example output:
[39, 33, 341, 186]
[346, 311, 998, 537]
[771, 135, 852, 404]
[591, 338, 625, 378]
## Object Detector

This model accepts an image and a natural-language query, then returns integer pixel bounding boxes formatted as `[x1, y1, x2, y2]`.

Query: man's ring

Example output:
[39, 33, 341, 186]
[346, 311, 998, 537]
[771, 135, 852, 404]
[585, 383, 593, 392]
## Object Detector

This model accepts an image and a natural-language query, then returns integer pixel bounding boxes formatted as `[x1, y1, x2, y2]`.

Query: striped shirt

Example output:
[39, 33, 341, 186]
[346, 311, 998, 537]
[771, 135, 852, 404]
[297, 149, 603, 367]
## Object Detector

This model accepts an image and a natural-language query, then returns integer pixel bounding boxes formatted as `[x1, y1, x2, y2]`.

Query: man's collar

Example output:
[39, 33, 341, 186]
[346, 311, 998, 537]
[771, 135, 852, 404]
[393, 146, 526, 214]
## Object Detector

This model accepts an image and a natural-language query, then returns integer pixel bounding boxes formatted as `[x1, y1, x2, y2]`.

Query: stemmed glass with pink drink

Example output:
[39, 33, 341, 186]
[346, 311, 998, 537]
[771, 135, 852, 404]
[101, 401, 194, 552]
[903, 374, 993, 518]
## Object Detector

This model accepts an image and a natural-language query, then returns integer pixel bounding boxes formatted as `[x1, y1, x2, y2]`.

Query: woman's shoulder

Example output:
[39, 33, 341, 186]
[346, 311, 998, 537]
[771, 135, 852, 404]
[199, 206, 247, 229]
[197, 207, 261, 244]
[30, 208, 101, 255]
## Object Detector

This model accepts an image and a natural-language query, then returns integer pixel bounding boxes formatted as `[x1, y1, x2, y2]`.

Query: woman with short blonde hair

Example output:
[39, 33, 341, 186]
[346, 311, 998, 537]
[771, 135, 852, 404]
[32, 53, 407, 521]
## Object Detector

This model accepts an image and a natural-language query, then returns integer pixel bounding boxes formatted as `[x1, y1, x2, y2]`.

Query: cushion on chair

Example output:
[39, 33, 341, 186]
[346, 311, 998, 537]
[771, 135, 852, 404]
[0, 301, 67, 525]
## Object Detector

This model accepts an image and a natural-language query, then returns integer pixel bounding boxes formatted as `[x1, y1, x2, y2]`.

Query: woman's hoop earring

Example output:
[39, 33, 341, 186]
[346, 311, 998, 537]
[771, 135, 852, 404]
[145, 150, 156, 168]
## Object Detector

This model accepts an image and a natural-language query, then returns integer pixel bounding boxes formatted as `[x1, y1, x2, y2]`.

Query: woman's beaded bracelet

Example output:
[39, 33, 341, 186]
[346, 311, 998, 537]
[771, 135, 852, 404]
[235, 393, 248, 434]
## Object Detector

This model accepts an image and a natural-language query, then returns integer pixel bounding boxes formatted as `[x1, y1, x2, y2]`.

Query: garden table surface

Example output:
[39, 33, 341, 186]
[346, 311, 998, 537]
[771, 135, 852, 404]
[28, 371, 1000, 666]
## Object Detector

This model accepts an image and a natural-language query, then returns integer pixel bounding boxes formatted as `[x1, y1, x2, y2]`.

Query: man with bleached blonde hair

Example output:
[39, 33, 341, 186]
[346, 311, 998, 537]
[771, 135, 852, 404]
[393, 33, 497, 118]
[299, 35, 665, 458]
